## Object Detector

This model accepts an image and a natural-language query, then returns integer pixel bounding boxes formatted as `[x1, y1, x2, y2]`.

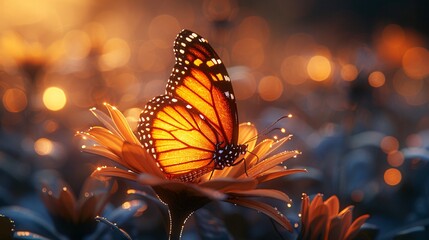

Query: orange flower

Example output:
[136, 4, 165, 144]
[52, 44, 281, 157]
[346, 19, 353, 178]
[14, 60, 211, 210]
[79, 103, 305, 239]
[299, 193, 370, 240]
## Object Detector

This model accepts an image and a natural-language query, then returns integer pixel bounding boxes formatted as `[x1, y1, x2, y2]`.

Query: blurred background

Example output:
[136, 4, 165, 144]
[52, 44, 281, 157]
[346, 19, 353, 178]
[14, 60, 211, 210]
[1, 0, 429, 239]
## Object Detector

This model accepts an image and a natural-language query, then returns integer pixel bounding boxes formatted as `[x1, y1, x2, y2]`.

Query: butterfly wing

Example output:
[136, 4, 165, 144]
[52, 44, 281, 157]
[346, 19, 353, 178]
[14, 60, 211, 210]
[166, 29, 238, 145]
[138, 30, 241, 180]
[139, 95, 219, 179]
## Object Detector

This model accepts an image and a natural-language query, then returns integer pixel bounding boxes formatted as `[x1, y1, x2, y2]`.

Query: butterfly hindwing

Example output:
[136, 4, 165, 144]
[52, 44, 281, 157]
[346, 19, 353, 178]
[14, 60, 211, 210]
[139, 95, 221, 178]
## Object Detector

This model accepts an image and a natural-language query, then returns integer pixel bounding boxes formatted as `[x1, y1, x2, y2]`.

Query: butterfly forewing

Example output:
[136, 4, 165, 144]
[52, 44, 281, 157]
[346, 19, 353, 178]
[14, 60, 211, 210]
[166, 29, 238, 145]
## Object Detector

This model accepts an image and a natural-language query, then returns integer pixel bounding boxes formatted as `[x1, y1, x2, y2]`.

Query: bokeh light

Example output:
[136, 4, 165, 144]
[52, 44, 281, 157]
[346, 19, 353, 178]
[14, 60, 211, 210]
[368, 71, 386, 88]
[380, 136, 399, 154]
[307, 55, 331, 81]
[402, 47, 429, 79]
[387, 151, 404, 167]
[384, 168, 402, 186]
[340, 64, 358, 81]
[232, 38, 264, 69]
[258, 75, 283, 101]
[393, 70, 423, 97]
[280, 56, 307, 85]
[2, 88, 27, 113]
[34, 138, 53, 156]
[99, 38, 130, 71]
[43, 87, 67, 111]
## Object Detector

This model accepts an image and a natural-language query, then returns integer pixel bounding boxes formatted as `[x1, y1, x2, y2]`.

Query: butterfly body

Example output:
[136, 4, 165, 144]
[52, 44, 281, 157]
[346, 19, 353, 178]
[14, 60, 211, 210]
[138, 29, 247, 182]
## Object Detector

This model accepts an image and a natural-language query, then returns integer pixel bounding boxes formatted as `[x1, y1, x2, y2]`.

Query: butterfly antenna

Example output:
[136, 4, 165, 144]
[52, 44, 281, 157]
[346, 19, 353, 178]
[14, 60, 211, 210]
[243, 114, 293, 145]
[209, 168, 215, 180]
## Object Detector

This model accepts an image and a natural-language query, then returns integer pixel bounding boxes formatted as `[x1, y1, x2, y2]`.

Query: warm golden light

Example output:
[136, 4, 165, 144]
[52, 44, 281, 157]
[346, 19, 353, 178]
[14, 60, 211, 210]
[368, 71, 386, 88]
[402, 47, 429, 79]
[387, 151, 404, 167]
[384, 168, 402, 186]
[307, 55, 331, 81]
[2, 88, 27, 113]
[232, 38, 264, 69]
[380, 136, 399, 154]
[124, 107, 143, 130]
[99, 38, 130, 70]
[34, 138, 53, 156]
[122, 201, 131, 210]
[148, 15, 180, 49]
[258, 76, 283, 101]
[280, 56, 307, 85]
[340, 64, 358, 81]
[43, 87, 67, 111]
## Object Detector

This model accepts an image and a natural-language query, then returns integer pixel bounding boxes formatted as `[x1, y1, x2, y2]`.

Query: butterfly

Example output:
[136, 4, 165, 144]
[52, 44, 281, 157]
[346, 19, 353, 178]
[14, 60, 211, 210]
[137, 29, 247, 182]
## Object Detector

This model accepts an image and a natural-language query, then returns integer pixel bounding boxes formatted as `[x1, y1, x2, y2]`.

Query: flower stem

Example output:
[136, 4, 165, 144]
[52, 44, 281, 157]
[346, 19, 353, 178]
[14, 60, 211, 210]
[168, 207, 193, 240]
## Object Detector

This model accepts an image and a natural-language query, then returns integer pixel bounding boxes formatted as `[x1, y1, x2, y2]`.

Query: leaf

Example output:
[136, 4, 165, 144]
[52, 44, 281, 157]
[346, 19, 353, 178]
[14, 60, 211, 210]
[0, 206, 62, 240]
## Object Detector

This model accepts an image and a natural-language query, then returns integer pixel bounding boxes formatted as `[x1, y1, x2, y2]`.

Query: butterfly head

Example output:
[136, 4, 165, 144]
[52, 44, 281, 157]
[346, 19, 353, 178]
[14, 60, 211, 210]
[213, 143, 248, 170]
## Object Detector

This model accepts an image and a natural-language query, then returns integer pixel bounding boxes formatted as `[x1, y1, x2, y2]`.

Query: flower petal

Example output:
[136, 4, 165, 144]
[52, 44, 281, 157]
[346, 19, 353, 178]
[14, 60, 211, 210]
[238, 123, 258, 152]
[85, 127, 124, 157]
[199, 177, 257, 192]
[91, 167, 139, 182]
[225, 197, 292, 232]
[90, 107, 122, 137]
[324, 195, 340, 218]
[243, 150, 298, 178]
[256, 169, 307, 183]
[344, 214, 370, 240]
[228, 189, 291, 203]
[81, 145, 121, 162]
[138, 173, 227, 201]
[105, 103, 140, 145]
[122, 142, 164, 178]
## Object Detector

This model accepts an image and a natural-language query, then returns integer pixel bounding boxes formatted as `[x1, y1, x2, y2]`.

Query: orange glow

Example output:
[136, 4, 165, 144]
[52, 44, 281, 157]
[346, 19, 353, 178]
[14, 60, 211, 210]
[237, 16, 270, 43]
[148, 15, 180, 49]
[34, 138, 53, 155]
[232, 38, 264, 69]
[393, 70, 423, 97]
[402, 47, 429, 79]
[258, 76, 283, 101]
[384, 168, 402, 186]
[122, 201, 131, 209]
[124, 107, 143, 130]
[340, 64, 358, 81]
[368, 71, 386, 88]
[380, 136, 399, 154]
[2, 88, 27, 113]
[99, 38, 130, 70]
[280, 56, 307, 85]
[230, 69, 257, 100]
[307, 56, 331, 81]
[43, 87, 67, 111]
[387, 151, 404, 167]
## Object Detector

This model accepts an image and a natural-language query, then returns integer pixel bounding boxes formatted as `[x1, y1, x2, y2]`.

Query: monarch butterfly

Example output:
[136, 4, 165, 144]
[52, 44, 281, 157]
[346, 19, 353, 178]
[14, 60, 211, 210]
[137, 29, 247, 182]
